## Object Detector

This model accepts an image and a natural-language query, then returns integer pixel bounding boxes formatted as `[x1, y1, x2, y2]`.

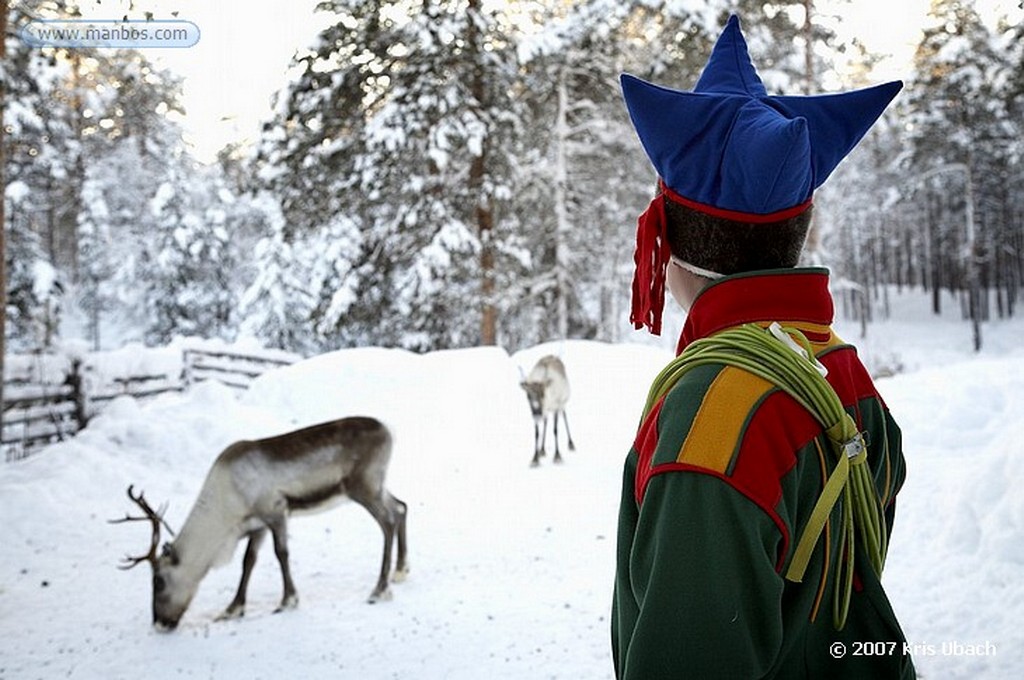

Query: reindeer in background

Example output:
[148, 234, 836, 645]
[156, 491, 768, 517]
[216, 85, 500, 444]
[520, 355, 576, 466]
[112, 416, 408, 630]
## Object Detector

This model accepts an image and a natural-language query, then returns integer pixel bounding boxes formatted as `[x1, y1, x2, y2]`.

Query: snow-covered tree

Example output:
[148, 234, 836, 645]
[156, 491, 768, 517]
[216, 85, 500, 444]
[900, 0, 1018, 346]
[712, 0, 846, 94]
[509, 0, 711, 346]
[76, 171, 114, 349]
[4, 0, 198, 348]
[4, 181, 65, 351]
[70, 51, 196, 345]
[238, 194, 353, 354]
[3, 1, 82, 346]
[905, 1, 1009, 175]
[260, 0, 525, 351]
[989, 4, 1024, 318]
[141, 165, 241, 345]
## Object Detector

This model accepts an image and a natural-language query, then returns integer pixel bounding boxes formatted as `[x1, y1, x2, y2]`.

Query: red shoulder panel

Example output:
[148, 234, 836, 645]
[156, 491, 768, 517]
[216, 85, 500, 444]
[730, 391, 820, 513]
[633, 399, 666, 504]
[819, 346, 885, 409]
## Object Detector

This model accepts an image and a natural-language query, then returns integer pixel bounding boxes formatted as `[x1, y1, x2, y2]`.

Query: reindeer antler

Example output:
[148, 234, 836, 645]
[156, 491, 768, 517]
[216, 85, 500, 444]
[109, 485, 175, 570]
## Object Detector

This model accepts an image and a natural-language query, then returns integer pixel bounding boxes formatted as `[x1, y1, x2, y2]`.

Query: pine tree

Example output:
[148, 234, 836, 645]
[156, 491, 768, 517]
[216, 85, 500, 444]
[260, 0, 524, 351]
[506, 0, 716, 347]
[238, 196, 362, 353]
[1, 0, 7, 423]
[817, 104, 905, 330]
[717, 0, 842, 93]
[76, 171, 113, 349]
[2, 1, 81, 346]
[4, 0, 195, 348]
[515, 1, 629, 344]
[70, 50, 192, 344]
[4, 185, 65, 351]
[142, 163, 240, 344]
[990, 4, 1024, 318]
[902, 0, 1015, 348]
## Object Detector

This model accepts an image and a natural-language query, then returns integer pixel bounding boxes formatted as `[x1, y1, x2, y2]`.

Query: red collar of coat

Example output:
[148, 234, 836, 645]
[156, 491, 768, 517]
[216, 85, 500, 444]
[677, 268, 834, 355]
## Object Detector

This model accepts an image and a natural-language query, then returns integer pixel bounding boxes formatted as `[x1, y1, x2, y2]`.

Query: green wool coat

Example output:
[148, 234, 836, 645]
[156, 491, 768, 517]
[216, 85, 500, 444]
[612, 269, 915, 679]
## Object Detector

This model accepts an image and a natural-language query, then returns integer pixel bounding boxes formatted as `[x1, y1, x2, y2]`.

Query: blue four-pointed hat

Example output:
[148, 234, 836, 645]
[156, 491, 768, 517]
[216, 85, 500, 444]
[621, 14, 902, 219]
[622, 15, 902, 336]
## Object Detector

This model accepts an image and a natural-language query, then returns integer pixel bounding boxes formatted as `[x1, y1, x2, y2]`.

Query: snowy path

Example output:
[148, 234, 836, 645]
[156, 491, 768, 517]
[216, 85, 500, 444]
[883, 356, 1024, 679]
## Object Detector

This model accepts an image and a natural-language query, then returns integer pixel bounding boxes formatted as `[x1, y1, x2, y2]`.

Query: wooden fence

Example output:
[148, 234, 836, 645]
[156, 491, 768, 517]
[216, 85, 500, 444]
[2, 374, 83, 460]
[2, 348, 296, 462]
[182, 348, 294, 390]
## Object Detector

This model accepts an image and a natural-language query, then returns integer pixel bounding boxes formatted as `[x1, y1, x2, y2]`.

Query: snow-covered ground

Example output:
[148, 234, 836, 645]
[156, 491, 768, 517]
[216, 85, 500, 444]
[1, 289, 1022, 679]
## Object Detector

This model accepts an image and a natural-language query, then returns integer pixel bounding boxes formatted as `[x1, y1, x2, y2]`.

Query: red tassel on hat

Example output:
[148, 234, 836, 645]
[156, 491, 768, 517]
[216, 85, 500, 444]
[630, 190, 672, 335]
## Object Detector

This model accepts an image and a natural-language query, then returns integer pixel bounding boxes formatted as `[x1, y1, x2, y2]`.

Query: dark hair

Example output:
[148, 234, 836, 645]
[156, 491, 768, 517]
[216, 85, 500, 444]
[664, 198, 813, 276]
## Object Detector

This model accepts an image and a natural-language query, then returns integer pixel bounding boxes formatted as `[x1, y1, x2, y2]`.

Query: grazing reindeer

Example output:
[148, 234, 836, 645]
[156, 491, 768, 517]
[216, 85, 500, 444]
[112, 416, 408, 631]
[520, 355, 576, 466]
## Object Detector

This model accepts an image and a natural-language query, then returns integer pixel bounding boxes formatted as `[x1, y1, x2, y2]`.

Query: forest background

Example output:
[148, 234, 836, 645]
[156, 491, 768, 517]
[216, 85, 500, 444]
[2, 0, 1023, 361]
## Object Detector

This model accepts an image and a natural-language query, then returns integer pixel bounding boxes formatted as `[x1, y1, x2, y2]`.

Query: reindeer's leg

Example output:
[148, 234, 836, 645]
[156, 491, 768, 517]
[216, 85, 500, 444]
[539, 414, 549, 456]
[351, 490, 396, 603]
[267, 516, 299, 612]
[387, 492, 410, 582]
[553, 410, 563, 463]
[531, 419, 542, 467]
[217, 528, 267, 620]
[562, 410, 576, 451]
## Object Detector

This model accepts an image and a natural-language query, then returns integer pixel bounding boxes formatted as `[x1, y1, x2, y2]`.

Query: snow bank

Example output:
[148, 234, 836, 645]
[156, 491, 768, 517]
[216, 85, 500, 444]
[1, 331, 1021, 679]
[881, 356, 1024, 679]
[0, 341, 668, 680]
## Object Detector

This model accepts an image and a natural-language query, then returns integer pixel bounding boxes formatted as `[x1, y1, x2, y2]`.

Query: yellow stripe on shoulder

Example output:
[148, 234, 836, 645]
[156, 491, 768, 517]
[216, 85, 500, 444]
[676, 366, 775, 474]
[753, 320, 845, 353]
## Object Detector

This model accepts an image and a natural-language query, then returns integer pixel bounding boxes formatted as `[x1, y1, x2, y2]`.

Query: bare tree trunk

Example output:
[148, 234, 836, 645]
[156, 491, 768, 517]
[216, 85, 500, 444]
[928, 194, 941, 315]
[799, 0, 822, 259]
[466, 0, 495, 346]
[1004, 190, 1018, 318]
[903, 227, 913, 289]
[1, 0, 9, 432]
[553, 66, 570, 340]
[964, 159, 981, 351]
[802, 0, 815, 95]
[69, 49, 83, 280]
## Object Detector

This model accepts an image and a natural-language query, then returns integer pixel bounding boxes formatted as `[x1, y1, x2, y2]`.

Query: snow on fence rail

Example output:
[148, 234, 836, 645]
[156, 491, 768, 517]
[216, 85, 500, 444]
[2, 346, 298, 462]
[182, 348, 294, 390]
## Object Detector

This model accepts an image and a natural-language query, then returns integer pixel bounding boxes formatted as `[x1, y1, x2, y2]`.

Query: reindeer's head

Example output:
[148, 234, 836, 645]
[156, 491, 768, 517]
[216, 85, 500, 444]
[519, 379, 547, 419]
[111, 486, 195, 631]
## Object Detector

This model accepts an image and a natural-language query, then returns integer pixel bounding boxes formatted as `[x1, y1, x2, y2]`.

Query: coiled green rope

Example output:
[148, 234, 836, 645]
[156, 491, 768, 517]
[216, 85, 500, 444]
[640, 323, 887, 629]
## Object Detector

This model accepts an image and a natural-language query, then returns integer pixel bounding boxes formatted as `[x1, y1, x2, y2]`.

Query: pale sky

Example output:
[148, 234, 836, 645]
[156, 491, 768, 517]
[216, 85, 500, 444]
[146, 0, 328, 161]
[82, 0, 1017, 163]
[823, 0, 931, 80]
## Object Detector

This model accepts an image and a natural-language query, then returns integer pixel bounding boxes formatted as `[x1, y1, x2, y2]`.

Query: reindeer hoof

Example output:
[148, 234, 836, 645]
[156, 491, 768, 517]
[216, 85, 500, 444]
[274, 594, 299, 613]
[368, 588, 393, 604]
[216, 605, 245, 621]
[392, 566, 410, 583]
